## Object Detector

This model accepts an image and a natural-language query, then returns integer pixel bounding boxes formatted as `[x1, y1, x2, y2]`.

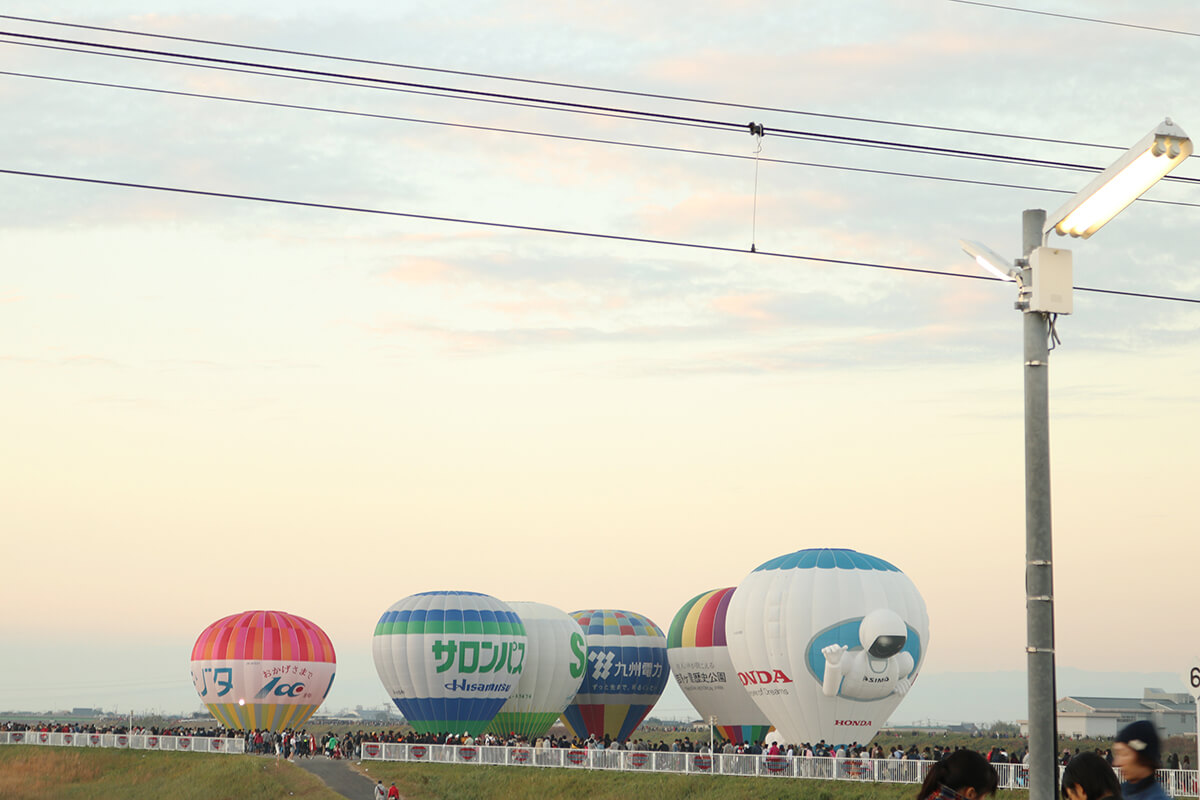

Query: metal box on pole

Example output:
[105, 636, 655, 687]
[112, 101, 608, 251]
[1029, 247, 1073, 315]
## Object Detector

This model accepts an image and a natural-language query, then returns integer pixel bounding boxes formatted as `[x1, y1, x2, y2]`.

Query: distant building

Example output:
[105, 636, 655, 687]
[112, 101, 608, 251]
[1021, 688, 1195, 739]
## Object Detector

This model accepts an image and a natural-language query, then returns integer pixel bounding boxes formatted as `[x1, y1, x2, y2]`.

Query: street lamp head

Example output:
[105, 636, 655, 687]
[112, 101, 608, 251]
[1045, 118, 1192, 240]
[959, 239, 1016, 281]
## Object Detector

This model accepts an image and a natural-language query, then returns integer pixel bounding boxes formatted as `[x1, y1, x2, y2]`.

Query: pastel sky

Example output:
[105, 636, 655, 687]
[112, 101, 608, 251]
[3, 1, 1198, 722]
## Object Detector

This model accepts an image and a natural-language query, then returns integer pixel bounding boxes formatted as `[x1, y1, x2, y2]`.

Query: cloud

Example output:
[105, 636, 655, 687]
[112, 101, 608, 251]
[382, 257, 460, 284]
[58, 355, 122, 368]
[709, 292, 777, 323]
[363, 290, 1015, 375]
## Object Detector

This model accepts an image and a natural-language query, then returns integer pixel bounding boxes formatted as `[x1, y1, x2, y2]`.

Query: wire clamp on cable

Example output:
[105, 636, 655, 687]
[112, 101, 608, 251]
[749, 122, 765, 252]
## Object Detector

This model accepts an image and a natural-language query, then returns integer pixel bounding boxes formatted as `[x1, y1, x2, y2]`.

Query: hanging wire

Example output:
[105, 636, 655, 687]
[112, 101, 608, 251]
[749, 122, 765, 252]
[1048, 314, 1062, 351]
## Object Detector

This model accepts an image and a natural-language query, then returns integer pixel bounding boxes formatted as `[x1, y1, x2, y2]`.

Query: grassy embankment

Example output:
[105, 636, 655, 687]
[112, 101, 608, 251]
[0, 745, 1030, 800]
[13, 725, 1187, 800]
[0, 746, 343, 800]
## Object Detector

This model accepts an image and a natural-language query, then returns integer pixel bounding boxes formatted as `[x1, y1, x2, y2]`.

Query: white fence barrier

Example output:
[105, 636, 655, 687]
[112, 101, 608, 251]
[0, 731, 245, 754]
[357, 743, 1200, 796]
[357, 745, 945, 781]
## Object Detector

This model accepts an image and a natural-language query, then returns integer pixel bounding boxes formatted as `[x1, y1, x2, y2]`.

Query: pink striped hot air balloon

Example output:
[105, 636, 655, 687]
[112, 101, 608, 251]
[189, 610, 336, 731]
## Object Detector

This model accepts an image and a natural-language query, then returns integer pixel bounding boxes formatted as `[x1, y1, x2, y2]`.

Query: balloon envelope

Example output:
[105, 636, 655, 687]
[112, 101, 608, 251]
[189, 609, 336, 732]
[561, 609, 668, 743]
[488, 601, 586, 739]
[725, 548, 929, 746]
[667, 587, 772, 746]
[372, 590, 526, 736]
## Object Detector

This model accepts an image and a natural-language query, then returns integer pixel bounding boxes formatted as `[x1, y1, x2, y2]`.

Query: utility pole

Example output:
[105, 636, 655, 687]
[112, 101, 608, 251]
[1022, 208, 1058, 800]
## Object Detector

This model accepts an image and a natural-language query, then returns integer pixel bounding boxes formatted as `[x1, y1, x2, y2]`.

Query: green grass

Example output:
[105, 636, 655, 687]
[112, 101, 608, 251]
[355, 762, 1028, 800]
[0, 747, 343, 800]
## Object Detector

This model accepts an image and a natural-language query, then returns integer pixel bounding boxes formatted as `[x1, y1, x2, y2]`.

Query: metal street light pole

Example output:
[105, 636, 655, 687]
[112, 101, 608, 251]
[962, 119, 1191, 800]
[1021, 208, 1058, 800]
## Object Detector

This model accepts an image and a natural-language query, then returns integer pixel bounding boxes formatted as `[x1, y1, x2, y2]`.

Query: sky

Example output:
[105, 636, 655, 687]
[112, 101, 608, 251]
[2, 1, 1198, 724]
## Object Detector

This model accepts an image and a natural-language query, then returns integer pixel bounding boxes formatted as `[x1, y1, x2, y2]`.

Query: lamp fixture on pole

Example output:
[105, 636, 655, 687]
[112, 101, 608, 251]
[959, 239, 1017, 282]
[1045, 118, 1192, 240]
[959, 118, 1191, 800]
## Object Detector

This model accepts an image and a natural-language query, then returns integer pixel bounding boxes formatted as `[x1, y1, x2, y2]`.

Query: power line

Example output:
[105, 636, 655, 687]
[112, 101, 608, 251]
[11, 67, 1200, 211]
[948, 0, 1200, 38]
[2, 165, 1197, 304]
[0, 69, 1084, 196]
[0, 12, 1127, 151]
[5, 29, 1197, 184]
[0, 29, 741, 132]
[0, 38, 738, 138]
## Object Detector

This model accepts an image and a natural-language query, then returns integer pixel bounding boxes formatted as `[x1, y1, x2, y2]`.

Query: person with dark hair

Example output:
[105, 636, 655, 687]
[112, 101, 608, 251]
[1061, 751, 1123, 800]
[1112, 720, 1168, 800]
[916, 749, 1000, 800]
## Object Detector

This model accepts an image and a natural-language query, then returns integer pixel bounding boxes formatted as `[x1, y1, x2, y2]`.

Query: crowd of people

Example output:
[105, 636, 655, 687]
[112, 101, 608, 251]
[913, 721, 1175, 800]
[1, 720, 233, 738]
[243, 728, 363, 759]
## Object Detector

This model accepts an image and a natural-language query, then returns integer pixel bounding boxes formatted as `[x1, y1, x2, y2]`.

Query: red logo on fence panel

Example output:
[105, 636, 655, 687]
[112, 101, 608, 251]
[148, 737, 159, 748]
[567, 749, 587, 765]
[365, 744, 380, 757]
[63, 734, 73, 745]
[116, 736, 128, 746]
[179, 739, 190, 750]
[39, 733, 48, 743]
[412, 745, 427, 759]
[12, 733, 23, 742]
[766, 756, 788, 773]
[694, 755, 712, 771]
[631, 753, 649, 768]
[211, 740, 221, 750]
[512, 748, 530, 763]
[90, 735, 100, 745]
[459, 747, 477, 761]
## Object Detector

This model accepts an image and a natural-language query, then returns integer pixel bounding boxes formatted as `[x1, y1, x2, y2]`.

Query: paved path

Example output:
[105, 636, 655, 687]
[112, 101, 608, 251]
[295, 756, 381, 800]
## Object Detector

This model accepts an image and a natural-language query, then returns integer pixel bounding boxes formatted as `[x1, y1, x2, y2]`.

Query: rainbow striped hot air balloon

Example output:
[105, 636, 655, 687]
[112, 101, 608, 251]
[189, 610, 336, 732]
[561, 609, 667, 743]
[667, 587, 772, 746]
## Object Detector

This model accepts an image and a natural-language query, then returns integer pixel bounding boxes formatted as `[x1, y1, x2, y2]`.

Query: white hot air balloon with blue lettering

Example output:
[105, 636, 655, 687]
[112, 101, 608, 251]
[725, 548, 929, 746]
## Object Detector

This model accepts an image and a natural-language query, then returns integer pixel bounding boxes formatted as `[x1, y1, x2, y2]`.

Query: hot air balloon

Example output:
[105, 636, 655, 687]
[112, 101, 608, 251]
[189, 609, 336, 732]
[667, 587, 772, 746]
[561, 609, 668, 743]
[372, 590, 526, 736]
[725, 548, 929, 746]
[487, 601, 586, 740]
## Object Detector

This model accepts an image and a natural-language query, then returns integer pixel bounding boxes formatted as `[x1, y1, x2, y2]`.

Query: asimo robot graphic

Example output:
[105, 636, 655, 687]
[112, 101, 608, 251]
[820, 608, 915, 700]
